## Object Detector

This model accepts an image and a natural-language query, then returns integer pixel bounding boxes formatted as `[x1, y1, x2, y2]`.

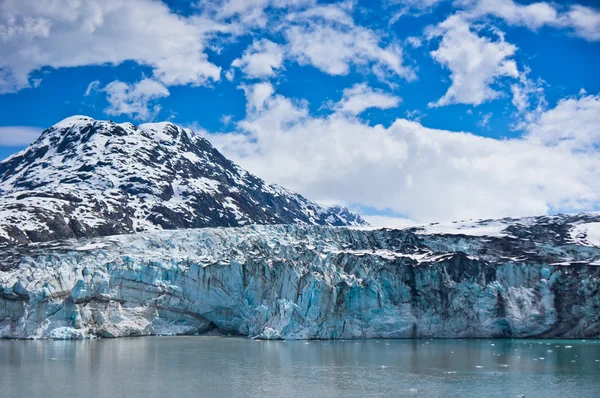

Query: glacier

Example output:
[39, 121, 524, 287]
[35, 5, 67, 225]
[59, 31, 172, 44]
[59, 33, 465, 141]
[1, 214, 600, 340]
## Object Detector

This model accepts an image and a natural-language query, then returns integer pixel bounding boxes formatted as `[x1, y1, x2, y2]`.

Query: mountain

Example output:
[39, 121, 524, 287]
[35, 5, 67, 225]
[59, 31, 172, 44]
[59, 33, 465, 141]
[0, 116, 367, 244]
[1, 213, 599, 339]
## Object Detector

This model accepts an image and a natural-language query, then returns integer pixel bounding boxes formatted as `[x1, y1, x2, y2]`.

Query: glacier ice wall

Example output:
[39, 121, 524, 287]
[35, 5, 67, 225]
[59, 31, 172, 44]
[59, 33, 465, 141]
[1, 219, 600, 340]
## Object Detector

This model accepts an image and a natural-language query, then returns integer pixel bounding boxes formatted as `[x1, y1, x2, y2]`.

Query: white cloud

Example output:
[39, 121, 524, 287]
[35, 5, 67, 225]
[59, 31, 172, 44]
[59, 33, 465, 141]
[427, 14, 519, 107]
[103, 78, 170, 121]
[477, 112, 492, 128]
[458, 0, 600, 41]
[387, 0, 448, 24]
[0, 126, 42, 146]
[231, 39, 285, 78]
[406, 36, 423, 48]
[565, 5, 600, 41]
[225, 69, 235, 81]
[239, 82, 276, 111]
[204, 0, 315, 28]
[0, 0, 231, 93]
[510, 68, 547, 128]
[459, 0, 558, 30]
[220, 114, 234, 126]
[217, 3, 417, 83]
[404, 109, 425, 122]
[284, 4, 416, 81]
[333, 83, 401, 115]
[84, 80, 100, 96]
[207, 83, 600, 222]
[525, 93, 600, 152]
[0, 0, 417, 99]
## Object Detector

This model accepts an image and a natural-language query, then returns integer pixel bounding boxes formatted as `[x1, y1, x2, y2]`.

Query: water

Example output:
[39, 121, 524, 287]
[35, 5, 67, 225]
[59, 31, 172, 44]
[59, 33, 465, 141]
[1, 338, 599, 398]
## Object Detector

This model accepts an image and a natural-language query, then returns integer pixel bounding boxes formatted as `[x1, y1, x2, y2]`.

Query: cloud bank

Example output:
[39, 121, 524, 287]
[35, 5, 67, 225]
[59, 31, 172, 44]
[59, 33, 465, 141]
[209, 83, 600, 222]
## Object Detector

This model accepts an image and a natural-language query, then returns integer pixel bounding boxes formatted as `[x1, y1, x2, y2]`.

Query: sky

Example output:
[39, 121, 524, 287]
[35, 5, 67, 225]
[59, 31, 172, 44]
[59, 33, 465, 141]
[0, 0, 599, 225]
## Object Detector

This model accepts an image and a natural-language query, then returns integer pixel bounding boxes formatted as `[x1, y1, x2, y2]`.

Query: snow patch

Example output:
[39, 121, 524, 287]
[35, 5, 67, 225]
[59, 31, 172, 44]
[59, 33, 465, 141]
[570, 222, 600, 247]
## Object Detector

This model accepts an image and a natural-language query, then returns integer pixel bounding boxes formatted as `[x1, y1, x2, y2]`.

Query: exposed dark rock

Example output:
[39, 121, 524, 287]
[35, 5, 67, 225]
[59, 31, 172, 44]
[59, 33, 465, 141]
[0, 116, 367, 245]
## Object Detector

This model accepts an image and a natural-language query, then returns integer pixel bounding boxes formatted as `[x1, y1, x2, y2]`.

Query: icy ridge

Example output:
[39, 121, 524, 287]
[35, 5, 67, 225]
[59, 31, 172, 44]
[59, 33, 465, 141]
[1, 213, 599, 340]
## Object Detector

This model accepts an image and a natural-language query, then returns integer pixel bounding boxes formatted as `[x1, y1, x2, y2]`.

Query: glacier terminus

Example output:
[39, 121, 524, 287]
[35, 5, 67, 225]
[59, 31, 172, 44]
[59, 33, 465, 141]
[1, 214, 599, 340]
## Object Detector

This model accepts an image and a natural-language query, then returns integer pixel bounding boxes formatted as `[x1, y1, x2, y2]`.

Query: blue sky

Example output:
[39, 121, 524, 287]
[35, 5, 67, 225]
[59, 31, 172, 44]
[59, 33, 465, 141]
[1, 0, 599, 224]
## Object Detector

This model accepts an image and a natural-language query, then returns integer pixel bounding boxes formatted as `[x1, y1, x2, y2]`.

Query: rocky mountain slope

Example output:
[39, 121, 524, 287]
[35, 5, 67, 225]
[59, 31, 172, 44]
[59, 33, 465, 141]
[0, 116, 366, 245]
[1, 213, 599, 339]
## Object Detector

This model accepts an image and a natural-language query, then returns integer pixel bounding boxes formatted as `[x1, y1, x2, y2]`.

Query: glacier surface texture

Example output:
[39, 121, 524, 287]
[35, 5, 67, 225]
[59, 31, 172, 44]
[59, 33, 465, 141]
[1, 214, 600, 340]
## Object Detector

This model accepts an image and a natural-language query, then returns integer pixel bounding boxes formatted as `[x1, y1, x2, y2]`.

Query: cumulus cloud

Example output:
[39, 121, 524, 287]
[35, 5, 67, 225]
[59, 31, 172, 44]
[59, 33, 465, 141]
[458, 0, 559, 29]
[219, 3, 417, 82]
[0, 126, 42, 146]
[231, 39, 285, 78]
[565, 5, 600, 41]
[202, 0, 315, 28]
[427, 14, 519, 107]
[0, 0, 417, 99]
[525, 93, 600, 152]
[333, 83, 401, 115]
[208, 83, 600, 222]
[284, 4, 416, 81]
[0, 0, 231, 93]
[458, 0, 600, 41]
[103, 79, 170, 121]
[239, 82, 277, 111]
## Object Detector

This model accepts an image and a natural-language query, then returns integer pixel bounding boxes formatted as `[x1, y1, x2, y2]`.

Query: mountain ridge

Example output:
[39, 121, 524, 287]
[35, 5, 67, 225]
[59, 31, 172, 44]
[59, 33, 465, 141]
[0, 115, 367, 244]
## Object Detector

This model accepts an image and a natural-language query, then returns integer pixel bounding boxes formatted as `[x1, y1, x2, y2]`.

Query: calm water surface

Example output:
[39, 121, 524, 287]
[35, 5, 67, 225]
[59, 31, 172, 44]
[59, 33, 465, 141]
[1, 337, 599, 397]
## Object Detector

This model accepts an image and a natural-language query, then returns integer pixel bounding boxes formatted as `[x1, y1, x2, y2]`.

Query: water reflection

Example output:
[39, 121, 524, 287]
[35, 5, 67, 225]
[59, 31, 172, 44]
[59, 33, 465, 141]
[1, 338, 599, 397]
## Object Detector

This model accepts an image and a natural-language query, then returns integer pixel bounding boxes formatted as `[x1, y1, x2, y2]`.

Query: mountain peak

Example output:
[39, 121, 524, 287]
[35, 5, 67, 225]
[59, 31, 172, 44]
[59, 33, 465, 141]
[52, 115, 95, 129]
[0, 116, 367, 244]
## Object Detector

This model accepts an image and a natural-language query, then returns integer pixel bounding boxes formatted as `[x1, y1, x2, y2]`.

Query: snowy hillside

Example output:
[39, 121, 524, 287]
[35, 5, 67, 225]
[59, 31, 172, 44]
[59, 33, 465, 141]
[1, 213, 599, 339]
[0, 116, 366, 244]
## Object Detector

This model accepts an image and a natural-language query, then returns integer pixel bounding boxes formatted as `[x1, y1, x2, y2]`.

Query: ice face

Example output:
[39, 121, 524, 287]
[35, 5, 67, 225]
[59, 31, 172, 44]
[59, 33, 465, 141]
[1, 214, 600, 340]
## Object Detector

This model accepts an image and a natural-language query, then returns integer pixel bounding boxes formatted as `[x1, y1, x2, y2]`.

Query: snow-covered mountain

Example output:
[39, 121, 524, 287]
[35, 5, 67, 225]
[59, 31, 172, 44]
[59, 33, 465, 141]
[0, 116, 366, 244]
[1, 213, 599, 339]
